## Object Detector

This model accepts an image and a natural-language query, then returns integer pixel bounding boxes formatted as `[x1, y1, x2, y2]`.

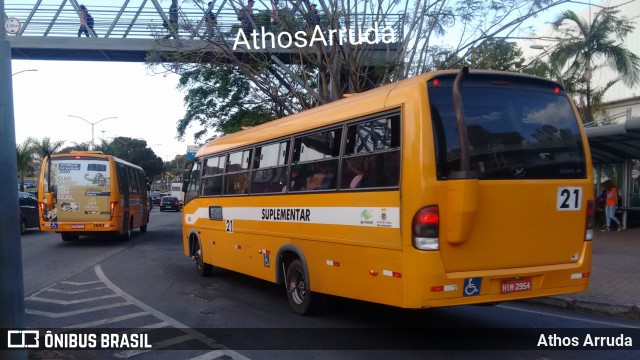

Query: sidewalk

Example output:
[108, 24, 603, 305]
[527, 228, 640, 320]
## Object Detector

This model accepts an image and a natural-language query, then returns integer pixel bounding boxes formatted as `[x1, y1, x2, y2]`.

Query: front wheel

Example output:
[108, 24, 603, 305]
[20, 219, 26, 235]
[286, 259, 323, 315]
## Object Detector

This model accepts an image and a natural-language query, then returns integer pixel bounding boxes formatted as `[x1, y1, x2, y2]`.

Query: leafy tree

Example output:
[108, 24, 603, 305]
[16, 139, 36, 192]
[549, 7, 640, 123]
[174, 63, 277, 139]
[101, 137, 164, 179]
[151, 0, 575, 141]
[60, 141, 91, 153]
[466, 39, 526, 72]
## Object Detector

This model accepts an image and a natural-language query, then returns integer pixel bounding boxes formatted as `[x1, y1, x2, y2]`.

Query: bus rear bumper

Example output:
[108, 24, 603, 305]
[39, 222, 118, 233]
[408, 243, 592, 309]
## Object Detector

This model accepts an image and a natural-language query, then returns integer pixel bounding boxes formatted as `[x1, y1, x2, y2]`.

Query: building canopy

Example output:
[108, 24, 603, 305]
[585, 117, 640, 164]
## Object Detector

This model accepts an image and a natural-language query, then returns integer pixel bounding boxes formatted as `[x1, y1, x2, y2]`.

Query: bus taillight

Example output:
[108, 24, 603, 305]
[110, 202, 118, 221]
[38, 202, 47, 221]
[412, 206, 439, 250]
[585, 200, 594, 241]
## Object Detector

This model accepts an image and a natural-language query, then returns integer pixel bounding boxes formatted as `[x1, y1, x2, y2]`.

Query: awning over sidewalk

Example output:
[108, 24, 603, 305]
[585, 117, 640, 163]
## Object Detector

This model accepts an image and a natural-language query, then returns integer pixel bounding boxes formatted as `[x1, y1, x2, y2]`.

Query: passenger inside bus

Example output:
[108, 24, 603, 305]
[306, 162, 336, 190]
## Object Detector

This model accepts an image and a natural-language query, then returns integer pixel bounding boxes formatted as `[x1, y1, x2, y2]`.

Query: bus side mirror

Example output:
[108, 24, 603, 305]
[45, 192, 55, 210]
[182, 180, 189, 193]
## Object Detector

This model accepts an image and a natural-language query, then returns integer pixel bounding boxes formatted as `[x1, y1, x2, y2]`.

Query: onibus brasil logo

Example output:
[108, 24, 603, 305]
[233, 22, 397, 50]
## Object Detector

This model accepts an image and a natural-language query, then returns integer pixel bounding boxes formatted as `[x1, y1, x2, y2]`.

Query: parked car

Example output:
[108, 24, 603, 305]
[160, 196, 181, 212]
[19, 191, 40, 235]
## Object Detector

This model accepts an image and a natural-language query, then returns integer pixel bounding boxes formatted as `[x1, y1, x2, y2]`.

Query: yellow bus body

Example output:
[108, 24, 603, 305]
[182, 70, 593, 311]
[38, 151, 150, 241]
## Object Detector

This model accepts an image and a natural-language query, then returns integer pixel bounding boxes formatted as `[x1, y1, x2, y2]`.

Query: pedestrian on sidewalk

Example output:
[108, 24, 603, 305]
[602, 179, 622, 231]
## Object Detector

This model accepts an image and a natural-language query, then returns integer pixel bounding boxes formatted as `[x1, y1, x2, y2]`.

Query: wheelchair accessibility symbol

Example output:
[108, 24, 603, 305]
[51, 222, 58, 230]
[463, 277, 482, 297]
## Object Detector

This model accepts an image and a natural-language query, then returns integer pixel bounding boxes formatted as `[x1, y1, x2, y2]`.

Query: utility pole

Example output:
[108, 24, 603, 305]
[0, 1, 27, 359]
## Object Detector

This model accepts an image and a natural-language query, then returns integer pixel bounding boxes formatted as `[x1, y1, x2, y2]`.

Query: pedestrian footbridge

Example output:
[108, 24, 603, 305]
[4, 0, 402, 62]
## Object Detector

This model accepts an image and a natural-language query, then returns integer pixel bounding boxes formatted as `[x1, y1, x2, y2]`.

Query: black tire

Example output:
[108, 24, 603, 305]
[121, 219, 132, 241]
[61, 233, 79, 241]
[286, 259, 323, 315]
[140, 224, 147, 233]
[160, 208, 164, 212]
[194, 237, 212, 276]
[20, 219, 27, 235]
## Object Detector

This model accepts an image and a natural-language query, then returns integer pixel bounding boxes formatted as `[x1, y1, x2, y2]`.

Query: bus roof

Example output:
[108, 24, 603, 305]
[50, 151, 144, 172]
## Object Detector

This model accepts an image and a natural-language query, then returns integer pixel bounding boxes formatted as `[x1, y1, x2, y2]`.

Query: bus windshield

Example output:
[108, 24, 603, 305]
[429, 76, 587, 180]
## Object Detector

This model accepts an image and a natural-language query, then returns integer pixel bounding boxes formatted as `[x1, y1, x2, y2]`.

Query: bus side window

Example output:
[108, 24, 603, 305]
[292, 128, 341, 192]
[201, 156, 222, 196]
[224, 149, 251, 195]
[251, 140, 290, 194]
[185, 161, 202, 203]
[117, 165, 126, 194]
[340, 113, 401, 189]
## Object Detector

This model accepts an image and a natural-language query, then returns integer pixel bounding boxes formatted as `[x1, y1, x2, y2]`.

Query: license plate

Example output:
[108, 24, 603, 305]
[71, 224, 85, 229]
[501, 278, 532, 294]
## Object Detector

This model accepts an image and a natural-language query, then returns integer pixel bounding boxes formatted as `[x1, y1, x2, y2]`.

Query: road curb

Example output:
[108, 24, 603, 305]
[523, 296, 640, 320]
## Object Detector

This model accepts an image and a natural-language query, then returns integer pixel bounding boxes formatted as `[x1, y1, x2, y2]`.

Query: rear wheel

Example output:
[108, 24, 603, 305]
[20, 219, 27, 235]
[194, 237, 212, 276]
[140, 224, 147, 233]
[121, 219, 132, 241]
[286, 259, 323, 315]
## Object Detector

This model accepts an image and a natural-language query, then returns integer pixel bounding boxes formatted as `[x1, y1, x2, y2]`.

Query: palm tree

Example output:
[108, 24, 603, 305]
[549, 7, 640, 124]
[16, 139, 35, 192]
[28, 137, 66, 161]
[28, 137, 66, 187]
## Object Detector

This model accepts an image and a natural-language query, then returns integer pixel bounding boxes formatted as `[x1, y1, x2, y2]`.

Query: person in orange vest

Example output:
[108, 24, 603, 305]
[602, 179, 622, 231]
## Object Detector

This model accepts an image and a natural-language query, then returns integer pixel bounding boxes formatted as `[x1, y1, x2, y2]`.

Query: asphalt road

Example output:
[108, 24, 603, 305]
[19, 209, 640, 360]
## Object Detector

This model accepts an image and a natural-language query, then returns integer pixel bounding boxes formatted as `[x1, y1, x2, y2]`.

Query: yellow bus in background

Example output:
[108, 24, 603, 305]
[181, 69, 594, 314]
[38, 151, 150, 241]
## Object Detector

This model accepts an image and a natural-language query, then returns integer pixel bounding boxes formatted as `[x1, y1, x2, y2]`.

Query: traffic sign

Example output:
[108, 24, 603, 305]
[4, 17, 21, 35]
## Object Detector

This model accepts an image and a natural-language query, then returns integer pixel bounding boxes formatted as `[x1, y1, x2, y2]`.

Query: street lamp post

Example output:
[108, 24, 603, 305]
[68, 115, 117, 150]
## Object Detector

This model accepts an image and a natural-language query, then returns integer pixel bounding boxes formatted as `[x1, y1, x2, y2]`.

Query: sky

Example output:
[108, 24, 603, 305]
[11, 60, 193, 161]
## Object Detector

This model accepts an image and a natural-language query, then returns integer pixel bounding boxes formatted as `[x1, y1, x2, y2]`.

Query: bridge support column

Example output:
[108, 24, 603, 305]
[1, 2, 27, 359]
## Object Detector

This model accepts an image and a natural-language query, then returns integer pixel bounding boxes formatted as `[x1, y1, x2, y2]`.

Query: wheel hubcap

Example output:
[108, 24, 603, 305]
[289, 270, 306, 305]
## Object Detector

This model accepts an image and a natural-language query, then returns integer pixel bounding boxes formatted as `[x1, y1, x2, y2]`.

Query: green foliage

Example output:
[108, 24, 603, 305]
[549, 7, 640, 123]
[28, 137, 66, 161]
[60, 142, 91, 153]
[100, 137, 164, 179]
[175, 63, 276, 141]
[16, 139, 36, 191]
[466, 38, 525, 71]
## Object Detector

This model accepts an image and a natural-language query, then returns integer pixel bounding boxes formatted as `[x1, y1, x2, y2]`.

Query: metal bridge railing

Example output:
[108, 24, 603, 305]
[5, 1, 405, 42]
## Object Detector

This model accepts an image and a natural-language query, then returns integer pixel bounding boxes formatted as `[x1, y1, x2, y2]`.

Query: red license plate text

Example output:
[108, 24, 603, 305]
[501, 278, 532, 294]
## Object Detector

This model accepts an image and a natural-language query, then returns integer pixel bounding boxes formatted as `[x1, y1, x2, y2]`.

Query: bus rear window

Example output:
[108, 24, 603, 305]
[429, 77, 586, 180]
